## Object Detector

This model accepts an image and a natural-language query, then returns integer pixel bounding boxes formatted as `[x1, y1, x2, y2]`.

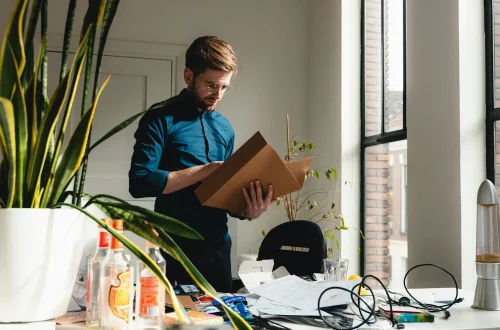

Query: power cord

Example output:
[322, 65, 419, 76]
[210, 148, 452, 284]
[316, 263, 463, 330]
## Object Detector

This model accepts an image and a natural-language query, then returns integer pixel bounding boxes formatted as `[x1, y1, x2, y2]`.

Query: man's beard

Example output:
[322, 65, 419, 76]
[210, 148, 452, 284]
[188, 82, 218, 111]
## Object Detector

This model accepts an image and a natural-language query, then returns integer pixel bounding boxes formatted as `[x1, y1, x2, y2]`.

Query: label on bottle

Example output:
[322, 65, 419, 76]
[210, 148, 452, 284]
[99, 231, 111, 248]
[110, 236, 124, 250]
[108, 270, 130, 322]
[86, 273, 91, 303]
[140, 277, 160, 317]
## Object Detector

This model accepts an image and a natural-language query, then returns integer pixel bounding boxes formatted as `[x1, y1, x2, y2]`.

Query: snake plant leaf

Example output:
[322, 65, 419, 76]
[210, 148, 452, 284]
[25, 42, 46, 157]
[8, 44, 28, 207]
[89, 110, 146, 153]
[156, 229, 252, 330]
[59, 0, 78, 81]
[84, 196, 202, 240]
[50, 203, 192, 325]
[40, 0, 47, 101]
[44, 76, 110, 207]
[0, 98, 16, 207]
[26, 29, 89, 203]
[23, 0, 42, 86]
[89, 199, 251, 330]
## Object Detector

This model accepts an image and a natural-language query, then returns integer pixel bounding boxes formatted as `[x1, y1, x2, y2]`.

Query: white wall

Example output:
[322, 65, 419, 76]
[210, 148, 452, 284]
[0, 0, 310, 277]
[308, 0, 361, 275]
[407, 0, 485, 289]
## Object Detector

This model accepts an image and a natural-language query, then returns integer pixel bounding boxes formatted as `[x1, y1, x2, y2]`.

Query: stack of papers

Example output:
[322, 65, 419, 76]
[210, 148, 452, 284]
[238, 260, 361, 318]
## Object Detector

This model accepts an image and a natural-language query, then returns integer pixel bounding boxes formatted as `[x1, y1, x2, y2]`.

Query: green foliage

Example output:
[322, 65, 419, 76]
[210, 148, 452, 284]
[0, 1, 251, 328]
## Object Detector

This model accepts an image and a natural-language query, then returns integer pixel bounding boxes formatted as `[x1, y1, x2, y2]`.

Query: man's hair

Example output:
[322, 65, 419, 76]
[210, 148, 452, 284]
[185, 36, 238, 76]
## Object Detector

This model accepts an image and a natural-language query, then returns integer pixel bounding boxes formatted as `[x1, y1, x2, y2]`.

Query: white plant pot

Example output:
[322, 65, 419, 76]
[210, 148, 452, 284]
[0, 208, 85, 322]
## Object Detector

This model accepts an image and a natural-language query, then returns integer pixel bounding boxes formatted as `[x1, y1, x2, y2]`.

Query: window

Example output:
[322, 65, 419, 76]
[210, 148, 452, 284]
[401, 164, 407, 235]
[485, 1, 500, 191]
[361, 0, 407, 288]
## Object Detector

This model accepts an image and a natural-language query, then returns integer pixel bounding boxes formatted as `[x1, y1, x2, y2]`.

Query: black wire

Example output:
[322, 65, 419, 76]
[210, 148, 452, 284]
[402, 263, 462, 313]
[316, 263, 463, 330]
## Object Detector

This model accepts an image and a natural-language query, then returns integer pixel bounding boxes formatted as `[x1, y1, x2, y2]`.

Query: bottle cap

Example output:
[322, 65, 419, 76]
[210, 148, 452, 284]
[112, 219, 124, 231]
[98, 219, 113, 229]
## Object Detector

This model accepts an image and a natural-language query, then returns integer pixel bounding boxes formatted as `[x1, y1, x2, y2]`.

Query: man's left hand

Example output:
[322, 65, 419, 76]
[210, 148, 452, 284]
[241, 181, 274, 219]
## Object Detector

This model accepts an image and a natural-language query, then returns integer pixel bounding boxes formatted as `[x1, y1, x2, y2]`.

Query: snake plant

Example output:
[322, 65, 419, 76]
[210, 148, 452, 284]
[0, 0, 250, 328]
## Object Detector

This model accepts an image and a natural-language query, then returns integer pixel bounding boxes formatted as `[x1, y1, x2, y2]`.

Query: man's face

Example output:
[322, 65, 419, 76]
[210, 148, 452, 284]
[185, 68, 233, 111]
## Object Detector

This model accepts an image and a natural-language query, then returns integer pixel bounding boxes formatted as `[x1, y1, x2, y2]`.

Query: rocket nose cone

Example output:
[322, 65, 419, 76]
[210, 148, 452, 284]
[477, 179, 499, 205]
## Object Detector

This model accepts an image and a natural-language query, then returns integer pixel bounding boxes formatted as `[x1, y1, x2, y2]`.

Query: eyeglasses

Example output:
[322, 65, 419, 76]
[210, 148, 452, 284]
[204, 82, 231, 95]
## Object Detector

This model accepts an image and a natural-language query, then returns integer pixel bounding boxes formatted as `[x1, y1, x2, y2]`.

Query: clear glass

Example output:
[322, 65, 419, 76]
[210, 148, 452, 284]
[364, 0, 383, 137]
[476, 204, 500, 262]
[493, 0, 500, 108]
[86, 226, 111, 329]
[323, 258, 349, 281]
[136, 242, 167, 329]
[385, 0, 404, 132]
[364, 140, 408, 289]
[99, 232, 132, 330]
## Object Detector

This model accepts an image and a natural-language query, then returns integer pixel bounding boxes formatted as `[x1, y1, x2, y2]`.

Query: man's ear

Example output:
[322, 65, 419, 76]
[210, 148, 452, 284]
[184, 68, 194, 86]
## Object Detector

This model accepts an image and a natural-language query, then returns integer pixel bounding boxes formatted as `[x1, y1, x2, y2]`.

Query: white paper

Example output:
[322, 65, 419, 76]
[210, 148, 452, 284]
[238, 260, 275, 290]
[250, 275, 361, 311]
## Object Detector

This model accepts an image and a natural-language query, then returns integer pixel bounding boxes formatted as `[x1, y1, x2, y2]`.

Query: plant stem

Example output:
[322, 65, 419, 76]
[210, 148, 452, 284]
[286, 114, 293, 220]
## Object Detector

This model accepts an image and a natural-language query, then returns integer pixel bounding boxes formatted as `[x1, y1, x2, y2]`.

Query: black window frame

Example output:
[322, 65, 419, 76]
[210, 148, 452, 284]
[485, 0, 499, 182]
[360, 0, 407, 276]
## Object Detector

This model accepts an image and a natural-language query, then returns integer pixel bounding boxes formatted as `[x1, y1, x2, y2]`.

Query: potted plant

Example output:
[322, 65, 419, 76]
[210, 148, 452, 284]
[274, 115, 364, 257]
[0, 1, 250, 328]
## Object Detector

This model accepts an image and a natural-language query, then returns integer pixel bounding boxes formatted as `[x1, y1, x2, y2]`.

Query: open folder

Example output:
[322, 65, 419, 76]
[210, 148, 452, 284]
[194, 131, 313, 214]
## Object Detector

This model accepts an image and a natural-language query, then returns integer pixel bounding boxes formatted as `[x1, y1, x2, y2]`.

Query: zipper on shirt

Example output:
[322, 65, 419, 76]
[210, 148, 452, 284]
[199, 112, 212, 163]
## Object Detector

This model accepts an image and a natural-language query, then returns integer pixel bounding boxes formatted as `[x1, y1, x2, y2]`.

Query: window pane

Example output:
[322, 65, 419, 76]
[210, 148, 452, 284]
[496, 121, 500, 188]
[494, 0, 500, 108]
[365, 0, 383, 136]
[385, 0, 404, 132]
[364, 140, 408, 289]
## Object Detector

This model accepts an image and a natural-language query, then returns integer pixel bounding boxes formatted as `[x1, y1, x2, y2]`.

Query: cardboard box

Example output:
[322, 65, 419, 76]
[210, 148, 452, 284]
[195, 131, 313, 214]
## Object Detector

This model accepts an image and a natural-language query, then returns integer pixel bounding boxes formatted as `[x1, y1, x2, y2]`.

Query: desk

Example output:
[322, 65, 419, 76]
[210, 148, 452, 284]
[1, 288, 500, 330]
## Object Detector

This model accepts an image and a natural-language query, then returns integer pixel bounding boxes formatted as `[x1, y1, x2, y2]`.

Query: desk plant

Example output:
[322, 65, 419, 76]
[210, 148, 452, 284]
[274, 116, 364, 256]
[0, 0, 249, 328]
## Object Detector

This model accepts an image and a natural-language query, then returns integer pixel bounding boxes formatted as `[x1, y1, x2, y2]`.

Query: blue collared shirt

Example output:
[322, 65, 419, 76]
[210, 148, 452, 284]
[129, 89, 234, 242]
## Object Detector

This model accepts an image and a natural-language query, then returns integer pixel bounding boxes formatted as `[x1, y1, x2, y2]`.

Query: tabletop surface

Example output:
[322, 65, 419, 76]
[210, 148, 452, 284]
[1, 288, 500, 330]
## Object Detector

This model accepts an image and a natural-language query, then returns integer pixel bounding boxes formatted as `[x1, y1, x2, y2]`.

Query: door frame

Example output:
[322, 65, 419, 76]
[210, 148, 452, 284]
[47, 35, 187, 95]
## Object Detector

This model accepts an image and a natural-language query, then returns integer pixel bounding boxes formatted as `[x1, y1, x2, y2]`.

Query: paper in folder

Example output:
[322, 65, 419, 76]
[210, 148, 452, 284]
[194, 131, 313, 214]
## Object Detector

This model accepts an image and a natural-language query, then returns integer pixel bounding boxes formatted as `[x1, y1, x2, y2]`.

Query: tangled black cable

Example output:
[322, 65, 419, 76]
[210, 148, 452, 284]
[316, 263, 464, 330]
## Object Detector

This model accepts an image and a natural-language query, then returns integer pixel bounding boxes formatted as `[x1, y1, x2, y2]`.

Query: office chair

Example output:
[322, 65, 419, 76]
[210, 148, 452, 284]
[257, 220, 327, 277]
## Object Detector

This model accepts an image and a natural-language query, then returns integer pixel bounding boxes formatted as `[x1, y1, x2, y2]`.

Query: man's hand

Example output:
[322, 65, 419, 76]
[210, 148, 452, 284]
[242, 181, 274, 219]
[163, 161, 223, 194]
[202, 161, 223, 180]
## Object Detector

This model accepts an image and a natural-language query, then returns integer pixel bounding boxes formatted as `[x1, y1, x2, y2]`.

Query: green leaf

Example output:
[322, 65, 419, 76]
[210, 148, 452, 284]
[155, 229, 252, 330]
[336, 240, 340, 250]
[22, 0, 43, 86]
[359, 229, 365, 240]
[313, 170, 319, 179]
[262, 230, 266, 237]
[43, 75, 109, 207]
[326, 171, 331, 181]
[59, 0, 78, 81]
[9, 44, 28, 207]
[333, 168, 338, 180]
[357, 247, 361, 253]
[40, 0, 47, 101]
[308, 142, 314, 150]
[276, 199, 280, 206]
[86, 197, 203, 240]
[331, 202, 335, 210]
[26, 29, 89, 204]
[0, 98, 16, 207]
[89, 110, 145, 153]
[88, 201, 249, 329]
[51, 203, 193, 324]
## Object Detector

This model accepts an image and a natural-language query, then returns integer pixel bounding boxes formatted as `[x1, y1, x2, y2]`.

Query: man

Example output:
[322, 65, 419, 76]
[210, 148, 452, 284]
[129, 36, 273, 292]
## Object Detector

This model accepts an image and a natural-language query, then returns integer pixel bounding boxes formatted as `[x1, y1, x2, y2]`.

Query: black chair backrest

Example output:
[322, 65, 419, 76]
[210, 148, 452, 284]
[257, 220, 327, 276]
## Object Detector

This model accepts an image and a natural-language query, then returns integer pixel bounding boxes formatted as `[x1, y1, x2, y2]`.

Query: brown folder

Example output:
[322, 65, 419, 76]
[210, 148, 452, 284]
[194, 131, 313, 214]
